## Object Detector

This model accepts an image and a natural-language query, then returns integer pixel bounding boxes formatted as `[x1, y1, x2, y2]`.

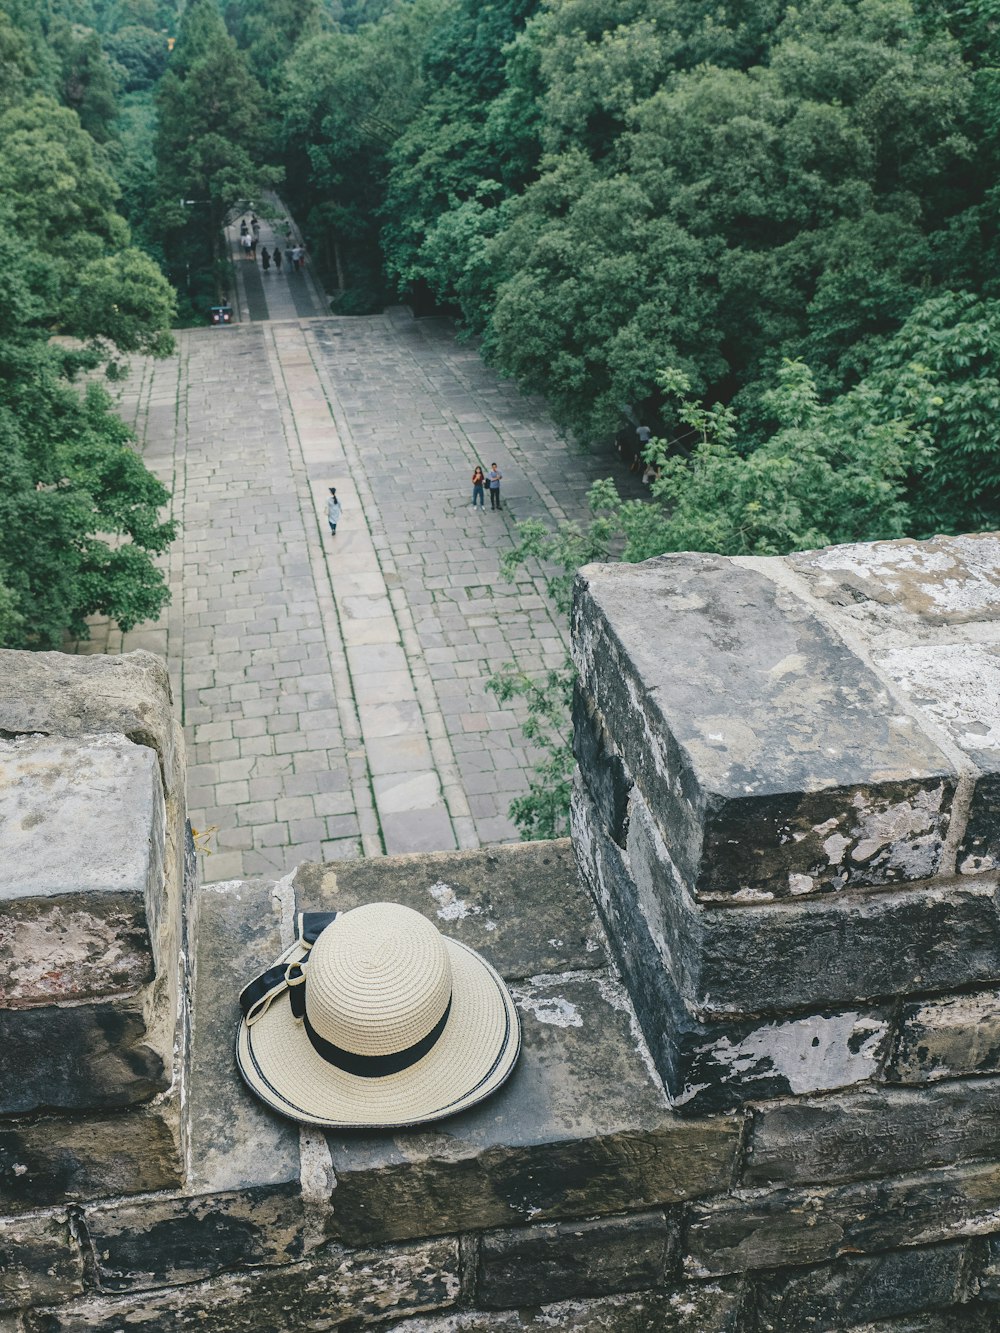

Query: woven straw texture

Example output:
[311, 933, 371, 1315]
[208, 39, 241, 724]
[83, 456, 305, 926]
[237, 903, 520, 1128]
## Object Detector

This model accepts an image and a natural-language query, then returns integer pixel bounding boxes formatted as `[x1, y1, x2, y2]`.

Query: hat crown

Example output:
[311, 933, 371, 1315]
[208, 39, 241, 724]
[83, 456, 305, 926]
[306, 903, 452, 1058]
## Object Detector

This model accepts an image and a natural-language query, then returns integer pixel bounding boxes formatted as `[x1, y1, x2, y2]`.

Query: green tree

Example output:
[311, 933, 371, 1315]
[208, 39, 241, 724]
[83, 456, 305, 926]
[0, 351, 175, 648]
[860, 293, 1000, 533]
[223, 0, 327, 88]
[51, 20, 121, 140]
[104, 23, 169, 90]
[280, 0, 447, 308]
[155, 0, 275, 312]
[0, 1, 179, 649]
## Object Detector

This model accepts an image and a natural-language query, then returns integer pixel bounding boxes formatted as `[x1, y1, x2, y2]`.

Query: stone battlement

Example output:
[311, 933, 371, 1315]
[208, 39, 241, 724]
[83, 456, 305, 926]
[4, 534, 1000, 1330]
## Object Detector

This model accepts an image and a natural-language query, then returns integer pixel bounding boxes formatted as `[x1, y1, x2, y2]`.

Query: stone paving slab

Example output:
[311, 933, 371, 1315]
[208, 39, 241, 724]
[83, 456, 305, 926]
[71, 213, 646, 880]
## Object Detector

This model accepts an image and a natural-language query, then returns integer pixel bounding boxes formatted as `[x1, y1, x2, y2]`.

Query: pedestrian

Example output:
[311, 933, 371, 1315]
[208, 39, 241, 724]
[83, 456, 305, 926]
[250, 235, 257, 260]
[240, 218, 248, 236]
[273, 246, 282, 272]
[487, 462, 503, 510]
[261, 246, 270, 271]
[291, 244, 304, 271]
[326, 487, 342, 536]
[471, 465, 486, 511]
[241, 231, 252, 260]
[252, 221, 260, 241]
[634, 423, 651, 473]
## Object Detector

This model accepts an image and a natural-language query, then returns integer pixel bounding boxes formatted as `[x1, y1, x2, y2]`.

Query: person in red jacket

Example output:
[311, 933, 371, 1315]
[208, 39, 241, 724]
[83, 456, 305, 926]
[471, 466, 486, 511]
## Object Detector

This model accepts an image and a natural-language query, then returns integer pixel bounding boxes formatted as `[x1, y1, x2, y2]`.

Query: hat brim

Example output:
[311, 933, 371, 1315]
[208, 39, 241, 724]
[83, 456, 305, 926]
[236, 937, 521, 1129]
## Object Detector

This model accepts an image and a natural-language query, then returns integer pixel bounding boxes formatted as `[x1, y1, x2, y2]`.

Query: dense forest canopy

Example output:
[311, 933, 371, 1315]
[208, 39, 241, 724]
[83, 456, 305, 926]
[1, 0, 999, 656]
[269, 0, 1000, 542]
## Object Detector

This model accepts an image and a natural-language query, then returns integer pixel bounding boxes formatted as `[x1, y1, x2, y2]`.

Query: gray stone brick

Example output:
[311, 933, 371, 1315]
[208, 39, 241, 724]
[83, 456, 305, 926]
[0, 1212, 84, 1312]
[85, 1182, 331, 1292]
[477, 1211, 674, 1308]
[20, 1237, 461, 1332]
[756, 1242, 968, 1332]
[745, 1080, 1000, 1188]
[687, 1161, 1000, 1276]
[888, 988, 1000, 1084]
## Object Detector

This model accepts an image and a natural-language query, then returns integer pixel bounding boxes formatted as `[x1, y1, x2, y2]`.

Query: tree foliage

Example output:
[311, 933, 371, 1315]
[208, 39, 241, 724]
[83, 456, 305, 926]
[0, 3, 179, 649]
[154, 0, 277, 314]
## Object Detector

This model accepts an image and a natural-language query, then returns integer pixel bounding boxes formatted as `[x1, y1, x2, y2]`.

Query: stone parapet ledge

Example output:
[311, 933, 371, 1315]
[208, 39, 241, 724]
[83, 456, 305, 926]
[0, 651, 187, 1189]
[572, 533, 1000, 1113]
[8, 844, 744, 1329]
[11, 841, 1000, 1329]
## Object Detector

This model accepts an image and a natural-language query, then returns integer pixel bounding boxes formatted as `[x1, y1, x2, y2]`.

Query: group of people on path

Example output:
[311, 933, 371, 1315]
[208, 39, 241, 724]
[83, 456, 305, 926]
[239, 214, 305, 272]
[324, 463, 505, 541]
[471, 464, 502, 511]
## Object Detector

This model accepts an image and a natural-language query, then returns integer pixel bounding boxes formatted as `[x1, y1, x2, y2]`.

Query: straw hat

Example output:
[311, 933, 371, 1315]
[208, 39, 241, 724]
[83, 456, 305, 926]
[236, 902, 521, 1128]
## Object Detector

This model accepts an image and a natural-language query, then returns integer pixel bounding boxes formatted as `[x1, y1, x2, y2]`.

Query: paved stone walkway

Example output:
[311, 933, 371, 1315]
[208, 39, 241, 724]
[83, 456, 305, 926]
[72, 209, 645, 881]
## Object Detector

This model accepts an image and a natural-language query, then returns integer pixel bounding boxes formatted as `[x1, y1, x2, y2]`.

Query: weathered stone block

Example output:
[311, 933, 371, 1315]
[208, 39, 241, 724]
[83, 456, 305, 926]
[0, 999, 167, 1116]
[86, 1182, 332, 1292]
[0, 893, 152, 1011]
[790, 536, 1000, 881]
[888, 988, 1000, 1083]
[293, 839, 607, 980]
[574, 781, 891, 1113]
[185, 879, 298, 1194]
[0, 1212, 83, 1312]
[744, 1080, 1000, 1188]
[0, 649, 181, 798]
[325, 973, 739, 1246]
[686, 1161, 1000, 1277]
[788, 534, 1000, 638]
[376, 1280, 746, 1331]
[0, 735, 164, 913]
[573, 557, 956, 905]
[970, 1232, 1000, 1302]
[871, 644, 1000, 879]
[841, 1313, 997, 1333]
[477, 1211, 674, 1308]
[20, 1237, 460, 1332]
[0, 733, 173, 1117]
[755, 1241, 968, 1331]
[0, 1106, 182, 1212]
[618, 786, 1000, 1017]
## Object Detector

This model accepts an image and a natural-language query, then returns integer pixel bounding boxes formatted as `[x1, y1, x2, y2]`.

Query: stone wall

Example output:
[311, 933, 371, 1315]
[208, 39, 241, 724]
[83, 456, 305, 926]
[5, 534, 1000, 1330]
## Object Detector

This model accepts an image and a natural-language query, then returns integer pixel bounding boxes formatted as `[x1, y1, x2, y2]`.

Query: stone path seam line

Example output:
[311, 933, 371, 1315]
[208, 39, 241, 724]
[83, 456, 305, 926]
[267, 318, 463, 857]
[259, 320, 382, 857]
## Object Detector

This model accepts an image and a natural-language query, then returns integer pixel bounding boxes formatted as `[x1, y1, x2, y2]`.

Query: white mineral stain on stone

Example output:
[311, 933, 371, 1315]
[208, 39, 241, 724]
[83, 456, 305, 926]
[788, 873, 815, 896]
[428, 881, 480, 922]
[877, 645, 1000, 759]
[514, 993, 583, 1028]
[205, 879, 246, 894]
[733, 885, 776, 902]
[768, 653, 808, 680]
[822, 832, 851, 865]
[825, 785, 947, 880]
[547, 938, 564, 948]
[961, 853, 998, 874]
[705, 1012, 887, 1096]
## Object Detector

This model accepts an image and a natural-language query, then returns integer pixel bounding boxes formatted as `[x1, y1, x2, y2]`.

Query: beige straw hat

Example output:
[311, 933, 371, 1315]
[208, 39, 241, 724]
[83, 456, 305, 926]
[236, 902, 521, 1128]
